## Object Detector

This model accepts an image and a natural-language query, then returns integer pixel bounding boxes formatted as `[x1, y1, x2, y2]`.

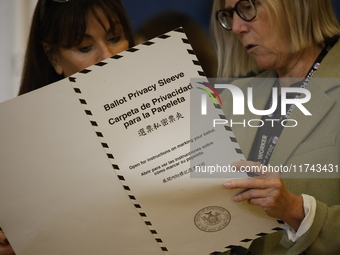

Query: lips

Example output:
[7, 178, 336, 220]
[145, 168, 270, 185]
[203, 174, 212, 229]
[246, 44, 256, 50]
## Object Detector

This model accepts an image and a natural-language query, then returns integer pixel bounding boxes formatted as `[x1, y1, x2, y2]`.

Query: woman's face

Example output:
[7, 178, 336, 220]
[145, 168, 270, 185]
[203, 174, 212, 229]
[225, 0, 292, 71]
[50, 10, 129, 77]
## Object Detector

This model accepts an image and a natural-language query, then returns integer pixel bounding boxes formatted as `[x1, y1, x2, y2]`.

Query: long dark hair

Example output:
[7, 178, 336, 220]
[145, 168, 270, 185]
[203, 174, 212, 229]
[19, 0, 134, 95]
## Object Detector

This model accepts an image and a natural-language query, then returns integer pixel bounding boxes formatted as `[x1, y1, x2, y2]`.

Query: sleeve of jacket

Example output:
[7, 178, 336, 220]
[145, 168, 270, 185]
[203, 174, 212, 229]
[281, 199, 340, 254]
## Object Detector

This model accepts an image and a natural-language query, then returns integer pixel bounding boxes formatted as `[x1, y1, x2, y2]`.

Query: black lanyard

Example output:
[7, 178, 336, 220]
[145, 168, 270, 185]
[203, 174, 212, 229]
[248, 39, 337, 165]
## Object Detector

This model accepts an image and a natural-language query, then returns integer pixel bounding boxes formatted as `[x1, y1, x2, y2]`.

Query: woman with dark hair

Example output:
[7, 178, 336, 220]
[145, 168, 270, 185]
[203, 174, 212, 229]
[18, 0, 134, 95]
[1, 0, 134, 254]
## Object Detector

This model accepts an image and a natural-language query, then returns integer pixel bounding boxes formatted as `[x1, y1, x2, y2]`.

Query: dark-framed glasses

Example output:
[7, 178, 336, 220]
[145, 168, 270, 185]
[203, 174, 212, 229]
[216, 0, 257, 31]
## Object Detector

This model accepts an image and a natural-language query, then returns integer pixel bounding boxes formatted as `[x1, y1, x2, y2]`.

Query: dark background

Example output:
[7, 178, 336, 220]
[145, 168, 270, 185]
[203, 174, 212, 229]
[122, 0, 340, 36]
[334, 0, 340, 21]
[121, 0, 213, 35]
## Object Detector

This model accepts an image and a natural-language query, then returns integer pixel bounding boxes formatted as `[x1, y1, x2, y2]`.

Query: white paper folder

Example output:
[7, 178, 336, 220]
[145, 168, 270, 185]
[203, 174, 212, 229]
[0, 29, 280, 255]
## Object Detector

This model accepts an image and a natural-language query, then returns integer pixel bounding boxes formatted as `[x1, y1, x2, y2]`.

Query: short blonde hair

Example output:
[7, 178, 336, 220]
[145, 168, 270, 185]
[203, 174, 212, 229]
[212, 0, 340, 78]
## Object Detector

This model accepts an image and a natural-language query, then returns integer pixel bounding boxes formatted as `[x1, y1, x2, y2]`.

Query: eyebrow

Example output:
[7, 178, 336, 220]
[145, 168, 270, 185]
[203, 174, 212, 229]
[81, 29, 120, 40]
[224, 0, 236, 10]
[224, 3, 235, 11]
[80, 21, 122, 41]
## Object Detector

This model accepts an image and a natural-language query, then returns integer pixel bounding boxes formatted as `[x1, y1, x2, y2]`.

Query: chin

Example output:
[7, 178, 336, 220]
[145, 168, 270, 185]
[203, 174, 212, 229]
[255, 61, 275, 70]
[253, 56, 278, 71]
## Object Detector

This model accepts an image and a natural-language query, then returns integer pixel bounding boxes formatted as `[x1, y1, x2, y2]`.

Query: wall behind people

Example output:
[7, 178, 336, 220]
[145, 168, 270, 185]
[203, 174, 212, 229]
[0, 0, 37, 103]
[334, 0, 340, 20]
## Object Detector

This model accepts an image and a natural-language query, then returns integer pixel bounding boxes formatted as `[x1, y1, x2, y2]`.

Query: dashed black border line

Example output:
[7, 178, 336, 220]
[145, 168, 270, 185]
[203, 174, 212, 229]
[220, 227, 283, 252]
[216, 114, 243, 156]
[180, 35, 206, 78]
[70, 78, 120, 162]
[174, 27, 185, 33]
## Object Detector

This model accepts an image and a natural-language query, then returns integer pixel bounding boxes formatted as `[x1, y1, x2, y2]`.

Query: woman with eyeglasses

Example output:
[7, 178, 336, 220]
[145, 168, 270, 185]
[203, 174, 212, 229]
[1, 0, 134, 254]
[212, 0, 340, 254]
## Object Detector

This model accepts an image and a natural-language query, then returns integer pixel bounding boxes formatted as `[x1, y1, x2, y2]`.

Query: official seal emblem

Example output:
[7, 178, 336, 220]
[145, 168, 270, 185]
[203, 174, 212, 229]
[194, 206, 231, 232]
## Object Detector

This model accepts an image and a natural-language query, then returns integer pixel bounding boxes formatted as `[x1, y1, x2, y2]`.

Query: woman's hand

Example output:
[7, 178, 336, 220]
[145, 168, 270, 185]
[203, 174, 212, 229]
[224, 161, 305, 230]
[0, 231, 15, 255]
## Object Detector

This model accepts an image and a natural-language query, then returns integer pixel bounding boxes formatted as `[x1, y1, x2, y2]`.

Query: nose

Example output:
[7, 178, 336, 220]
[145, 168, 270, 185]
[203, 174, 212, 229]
[232, 13, 250, 35]
[99, 44, 114, 61]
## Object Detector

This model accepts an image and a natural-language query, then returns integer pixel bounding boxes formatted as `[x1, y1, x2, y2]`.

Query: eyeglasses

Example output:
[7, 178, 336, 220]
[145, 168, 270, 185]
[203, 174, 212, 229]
[40, 0, 71, 21]
[216, 0, 257, 31]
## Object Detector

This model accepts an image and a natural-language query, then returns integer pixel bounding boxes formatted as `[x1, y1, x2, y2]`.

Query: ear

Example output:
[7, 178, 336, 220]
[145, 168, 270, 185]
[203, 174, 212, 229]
[42, 43, 63, 75]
